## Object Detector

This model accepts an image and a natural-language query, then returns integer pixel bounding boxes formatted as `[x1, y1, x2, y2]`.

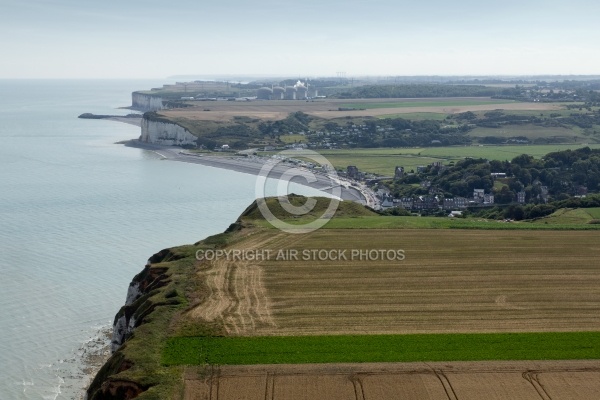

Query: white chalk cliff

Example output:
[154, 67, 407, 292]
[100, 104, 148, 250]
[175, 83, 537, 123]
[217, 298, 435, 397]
[140, 118, 197, 147]
[132, 93, 165, 111]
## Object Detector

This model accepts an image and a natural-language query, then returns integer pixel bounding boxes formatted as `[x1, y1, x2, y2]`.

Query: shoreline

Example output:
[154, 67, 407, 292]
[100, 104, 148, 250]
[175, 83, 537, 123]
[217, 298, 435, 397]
[122, 139, 370, 204]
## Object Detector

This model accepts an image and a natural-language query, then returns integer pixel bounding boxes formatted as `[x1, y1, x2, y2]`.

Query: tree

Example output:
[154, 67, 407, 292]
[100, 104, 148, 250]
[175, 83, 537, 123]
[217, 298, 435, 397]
[494, 186, 516, 204]
[324, 122, 340, 132]
[511, 154, 535, 167]
[508, 179, 524, 193]
[504, 205, 525, 220]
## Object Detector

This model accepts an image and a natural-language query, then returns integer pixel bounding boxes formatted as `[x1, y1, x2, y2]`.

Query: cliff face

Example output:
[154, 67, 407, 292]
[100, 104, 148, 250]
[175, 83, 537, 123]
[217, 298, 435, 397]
[140, 118, 197, 147]
[86, 248, 184, 400]
[132, 93, 165, 111]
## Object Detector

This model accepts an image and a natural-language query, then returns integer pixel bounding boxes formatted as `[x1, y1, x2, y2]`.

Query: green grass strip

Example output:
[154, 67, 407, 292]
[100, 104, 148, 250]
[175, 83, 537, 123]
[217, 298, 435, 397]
[162, 332, 600, 366]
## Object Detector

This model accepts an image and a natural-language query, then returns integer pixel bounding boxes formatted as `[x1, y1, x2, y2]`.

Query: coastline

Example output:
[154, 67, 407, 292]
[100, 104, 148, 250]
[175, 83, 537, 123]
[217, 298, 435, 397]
[122, 139, 369, 204]
[102, 114, 373, 205]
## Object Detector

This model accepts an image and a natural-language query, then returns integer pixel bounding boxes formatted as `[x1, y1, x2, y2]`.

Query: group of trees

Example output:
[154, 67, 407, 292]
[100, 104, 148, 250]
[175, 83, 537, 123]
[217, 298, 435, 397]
[389, 158, 495, 199]
[493, 81, 600, 104]
[388, 147, 600, 204]
[258, 112, 311, 139]
[312, 117, 472, 148]
[482, 194, 600, 221]
[311, 107, 600, 149]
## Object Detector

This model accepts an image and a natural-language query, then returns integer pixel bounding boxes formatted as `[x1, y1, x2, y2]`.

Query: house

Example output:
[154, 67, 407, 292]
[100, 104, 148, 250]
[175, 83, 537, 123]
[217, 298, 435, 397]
[347, 166, 359, 180]
[539, 186, 549, 203]
[484, 194, 495, 205]
[454, 197, 468, 209]
[399, 197, 414, 210]
[376, 188, 390, 198]
[517, 191, 526, 204]
[491, 172, 507, 179]
[443, 198, 456, 209]
[394, 166, 404, 180]
[443, 196, 469, 210]
[473, 189, 485, 203]
[381, 194, 394, 208]
[414, 196, 440, 210]
[428, 186, 441, 195]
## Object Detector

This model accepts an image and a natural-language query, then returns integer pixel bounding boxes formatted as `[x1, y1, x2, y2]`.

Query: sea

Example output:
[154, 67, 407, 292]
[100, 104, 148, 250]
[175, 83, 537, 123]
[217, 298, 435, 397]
[0, 80, 325, 399]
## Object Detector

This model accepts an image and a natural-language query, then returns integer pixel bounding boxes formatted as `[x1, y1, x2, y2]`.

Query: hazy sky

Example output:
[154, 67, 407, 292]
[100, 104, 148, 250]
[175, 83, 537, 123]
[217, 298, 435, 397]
[2, 0, 599, 78]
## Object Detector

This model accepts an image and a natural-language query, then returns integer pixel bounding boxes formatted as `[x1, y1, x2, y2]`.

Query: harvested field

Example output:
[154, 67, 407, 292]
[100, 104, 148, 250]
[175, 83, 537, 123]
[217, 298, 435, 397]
[159, 97, 561, 122]
[537, 371, 600, 399]
[191, 229, 600, 336]
[183, 360, 600, 400]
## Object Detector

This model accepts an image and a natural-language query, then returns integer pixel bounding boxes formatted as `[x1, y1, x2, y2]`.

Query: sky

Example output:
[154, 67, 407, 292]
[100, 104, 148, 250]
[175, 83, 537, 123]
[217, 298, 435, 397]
[1, 0, 600, 79]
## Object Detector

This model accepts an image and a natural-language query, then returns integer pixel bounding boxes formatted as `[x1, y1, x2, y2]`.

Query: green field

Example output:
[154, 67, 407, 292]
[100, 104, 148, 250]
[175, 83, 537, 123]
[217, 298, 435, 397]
[279, 134, 308, 144]
[532, 208, 600, 225]
[162, 331, 600, 366]
[415, 144, 600, 160]
[309, 144, 600, 175]
[587, 207, 600, 219]
[342, 99, 517, 110]
[317, 152, 442, 176]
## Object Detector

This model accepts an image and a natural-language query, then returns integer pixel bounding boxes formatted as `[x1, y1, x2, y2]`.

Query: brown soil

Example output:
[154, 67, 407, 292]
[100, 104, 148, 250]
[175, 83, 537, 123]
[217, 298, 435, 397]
[184, 360, 600, 400]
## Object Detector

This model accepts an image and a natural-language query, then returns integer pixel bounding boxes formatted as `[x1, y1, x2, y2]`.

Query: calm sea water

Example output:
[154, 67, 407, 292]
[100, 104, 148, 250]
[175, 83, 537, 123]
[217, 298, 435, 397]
[0, 80, 324, 399]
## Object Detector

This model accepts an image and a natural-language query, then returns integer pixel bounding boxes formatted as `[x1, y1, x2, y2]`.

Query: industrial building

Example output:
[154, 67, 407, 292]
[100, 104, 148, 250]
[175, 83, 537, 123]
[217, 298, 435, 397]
[256, 81, 317, 100]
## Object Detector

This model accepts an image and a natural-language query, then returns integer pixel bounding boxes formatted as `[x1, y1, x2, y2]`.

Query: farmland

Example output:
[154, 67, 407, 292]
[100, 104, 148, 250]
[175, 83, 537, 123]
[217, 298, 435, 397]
[154, 95, 600, 154]
[187, 228, 600, 338]
[172, 223, 600, 399]
[183, 361, 600, 400]
[88, 200, 600, 399]
[165, 332, 600, 365]
[339, 99, 518, 109]
[158, 97, 559, 126]
[467, 125, 583, 140]
[300, 144, 600, 175]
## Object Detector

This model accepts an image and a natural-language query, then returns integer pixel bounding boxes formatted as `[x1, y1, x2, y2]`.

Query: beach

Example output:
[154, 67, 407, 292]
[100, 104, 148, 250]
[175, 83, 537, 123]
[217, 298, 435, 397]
[122, 139, 369, 204]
